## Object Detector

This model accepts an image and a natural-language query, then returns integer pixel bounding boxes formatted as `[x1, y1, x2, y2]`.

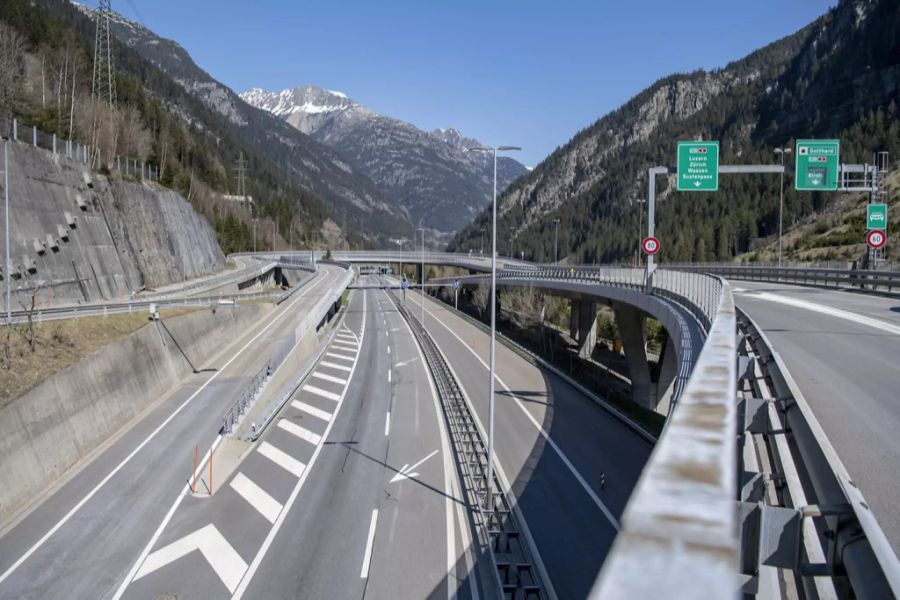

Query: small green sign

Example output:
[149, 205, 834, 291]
[795, 139, 840, 191]
[677, 141, 719, 191]
[867, 203, 887, 230]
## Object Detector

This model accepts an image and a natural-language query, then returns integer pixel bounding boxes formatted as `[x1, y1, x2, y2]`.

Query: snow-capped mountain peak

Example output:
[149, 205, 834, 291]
[239, 86, 369, 134]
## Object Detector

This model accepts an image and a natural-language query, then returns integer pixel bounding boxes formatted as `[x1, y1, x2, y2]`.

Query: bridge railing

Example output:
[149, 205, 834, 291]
[668, 263, 900, 294]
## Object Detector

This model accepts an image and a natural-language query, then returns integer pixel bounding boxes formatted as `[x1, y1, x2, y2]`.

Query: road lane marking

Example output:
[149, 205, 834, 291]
[384, 289, 467, 600]
[745, 291, 900, 335]
[133, 524, 247, 593]
[312, 371, 348, 385]
[360, 509, 379, 578]
[233, 290, 367, 599]
[0, 267, 331, 588]
[384, 412, 391, 436]
[303, 384, 341, 401]
[258, 442, 305, 477]
[336, 333, 356, 340]
[387, 345, 391, 355]
[291, 401, 332, 421]
[389, 450, 438, 484]
[410, 294, 620, 530]
[319, 360, 352, 372]
[277, 419, 322, 445]
[326, 351, 355, 362]
[333, 342, 358, 351]
[230, 473, 282, 524]
[388, 369, 392, 383]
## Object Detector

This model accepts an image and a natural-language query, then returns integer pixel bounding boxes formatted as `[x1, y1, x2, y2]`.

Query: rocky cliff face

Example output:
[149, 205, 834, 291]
[242, 86, 528, 234]
[0, 142, 224, 309]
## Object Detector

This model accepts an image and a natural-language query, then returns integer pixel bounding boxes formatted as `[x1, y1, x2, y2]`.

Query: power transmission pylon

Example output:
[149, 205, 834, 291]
[92, 0, 117, 108]
[90, 0, 117, 168]
[235, 152, 249, 199]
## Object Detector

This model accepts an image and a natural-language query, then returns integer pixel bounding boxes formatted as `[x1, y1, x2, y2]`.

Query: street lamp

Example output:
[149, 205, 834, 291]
[417, 227, 425, 328]
[466, 144, 521, 509]
[552, 218, 560, 263]
[3, 135, 10, 325]
[774, 147, 792, 268]
[635, 198, 646, 267]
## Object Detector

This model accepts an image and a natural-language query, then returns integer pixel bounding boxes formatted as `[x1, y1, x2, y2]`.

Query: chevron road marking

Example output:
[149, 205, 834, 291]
[277, 419, 322, 445]
[302, 384, 341, 402]
[291, 400, 332, 421]
[133, 524, 247, 593]
[258, 442, 306, 477]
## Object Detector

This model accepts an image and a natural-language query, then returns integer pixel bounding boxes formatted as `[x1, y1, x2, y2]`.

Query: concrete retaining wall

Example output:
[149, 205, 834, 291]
[0, 141, 224, 310]
[0, 303, 269, 525]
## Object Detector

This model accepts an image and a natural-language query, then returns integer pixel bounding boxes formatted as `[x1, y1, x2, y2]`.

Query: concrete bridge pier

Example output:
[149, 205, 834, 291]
[568, 299, 598, 359]
[612, 302, 653, 409]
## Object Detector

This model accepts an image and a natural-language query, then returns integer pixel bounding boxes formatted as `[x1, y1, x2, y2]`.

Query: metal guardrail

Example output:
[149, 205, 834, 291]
[222, 360, 272, 436]
[737, 309, 900, 598]
[669, 263, 900, 294]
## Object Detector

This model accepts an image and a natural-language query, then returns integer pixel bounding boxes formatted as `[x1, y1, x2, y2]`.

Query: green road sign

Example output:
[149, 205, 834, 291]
[795, 139, 840, 191]
[677, 141, 719, 191]
[867, 203, 887, 230]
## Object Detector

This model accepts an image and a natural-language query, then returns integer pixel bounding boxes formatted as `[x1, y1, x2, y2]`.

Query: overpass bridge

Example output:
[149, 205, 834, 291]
[1, 250, 897, 599]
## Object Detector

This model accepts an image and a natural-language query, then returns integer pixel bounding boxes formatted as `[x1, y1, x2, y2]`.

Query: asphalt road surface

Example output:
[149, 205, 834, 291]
[732, 280, 900, 554]
[402, 289, 653, 599]
[0, 265, 345, 599]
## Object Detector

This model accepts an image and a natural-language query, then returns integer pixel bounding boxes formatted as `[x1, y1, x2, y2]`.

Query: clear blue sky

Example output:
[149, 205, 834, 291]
[111, 0, 835, 166]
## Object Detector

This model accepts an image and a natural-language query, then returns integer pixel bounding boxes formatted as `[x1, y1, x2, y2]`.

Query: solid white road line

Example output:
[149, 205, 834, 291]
[326, 351, 356, 362]
[410, 294, 619, 530]
[360, 509, 379, 579]
[230, 473, 283, 524]
[277, 419, 322, 445]
[291, 400, 332, 422]
[388, 369, 392, 383]
[746, 291, 900, 335]
[384, 412, 391, 436]
[257, 442, 305, 477]
[4, 268, 330, 590]
[303, 384, 341, 402]
[312, 371, 348, 385]
[319, 360, 352, 373]
[387, 345, 391, 355]
[232, 290, 367, 599]
[133, 524, 247, 593]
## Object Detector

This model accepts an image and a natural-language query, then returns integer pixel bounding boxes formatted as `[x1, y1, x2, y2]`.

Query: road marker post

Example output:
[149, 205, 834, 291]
[209, 447, 213, 495]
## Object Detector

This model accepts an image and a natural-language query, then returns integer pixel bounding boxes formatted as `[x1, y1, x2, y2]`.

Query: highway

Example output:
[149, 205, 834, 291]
[733, 280, 900, 554]
[0, 264, 346, 599]
[402, 289, 653, 599]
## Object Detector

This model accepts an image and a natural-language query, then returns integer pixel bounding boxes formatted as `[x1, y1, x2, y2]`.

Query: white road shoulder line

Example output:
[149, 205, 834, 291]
[384, 412, 391, 436]
[312, 371, 348, 385]
[360, 509, 379, 578]
[277, 419, 322, 445]
[257, 442, 305, 477]
[230, 473, 282, 524]
[291, 400, 332, 421]
[303, 384, 341, 402]
[748, 291, 900, 335]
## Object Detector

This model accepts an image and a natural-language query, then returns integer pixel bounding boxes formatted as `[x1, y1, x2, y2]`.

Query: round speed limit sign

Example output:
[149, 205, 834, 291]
[867, 229, 887, 250]
[641, 236, 661, 255]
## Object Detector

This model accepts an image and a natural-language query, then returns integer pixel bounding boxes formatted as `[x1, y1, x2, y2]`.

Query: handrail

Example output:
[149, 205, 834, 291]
[669, 263, 899, 294]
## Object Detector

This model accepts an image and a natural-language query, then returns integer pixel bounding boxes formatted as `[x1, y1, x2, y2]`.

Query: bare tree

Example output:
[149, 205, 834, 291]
[17, 289, 39, 354]
[472, 282, 490, 318]
[0, 22, 26, 122]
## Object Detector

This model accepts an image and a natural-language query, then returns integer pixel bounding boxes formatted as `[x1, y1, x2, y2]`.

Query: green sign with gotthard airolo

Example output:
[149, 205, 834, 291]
[795, 139, 840, 191]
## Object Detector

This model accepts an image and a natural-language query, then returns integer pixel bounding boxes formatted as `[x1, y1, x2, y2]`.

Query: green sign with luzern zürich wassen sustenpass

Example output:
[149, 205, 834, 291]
[677, 141, 719, 191]
[795, 139, 840, 191]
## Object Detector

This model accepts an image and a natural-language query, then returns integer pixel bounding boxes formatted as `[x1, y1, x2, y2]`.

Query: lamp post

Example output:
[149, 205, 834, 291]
[635, 197, 645, 267]
[552, 218, 560, 263]
[417, 227, 425, 329]
[774, 147, 792, 268]
[466, 144, 521, 509]
[3, 136, 10, 325]
[480, 227, 485, 256]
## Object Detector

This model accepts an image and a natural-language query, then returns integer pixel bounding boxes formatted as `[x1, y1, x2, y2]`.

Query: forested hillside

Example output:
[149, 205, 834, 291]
[0, 0, 398, 254]
[449, 0, 900, 265]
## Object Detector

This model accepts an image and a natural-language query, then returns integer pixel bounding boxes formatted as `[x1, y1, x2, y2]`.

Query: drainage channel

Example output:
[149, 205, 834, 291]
[389, 291, 547, 600]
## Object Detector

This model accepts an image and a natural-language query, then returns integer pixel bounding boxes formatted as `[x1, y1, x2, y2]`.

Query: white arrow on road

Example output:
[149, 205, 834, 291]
[389, 449, 438, 484]
[133, 523, 247, 592]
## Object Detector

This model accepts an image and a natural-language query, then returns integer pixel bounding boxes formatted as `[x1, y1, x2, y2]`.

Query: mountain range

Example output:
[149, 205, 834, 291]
[241, 86, 528, 234]
[449, 0, 900, 265]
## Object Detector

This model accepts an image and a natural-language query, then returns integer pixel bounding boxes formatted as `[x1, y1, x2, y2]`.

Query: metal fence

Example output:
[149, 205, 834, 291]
[0, 117, 159, 182]
[669, 263, 900, 294]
